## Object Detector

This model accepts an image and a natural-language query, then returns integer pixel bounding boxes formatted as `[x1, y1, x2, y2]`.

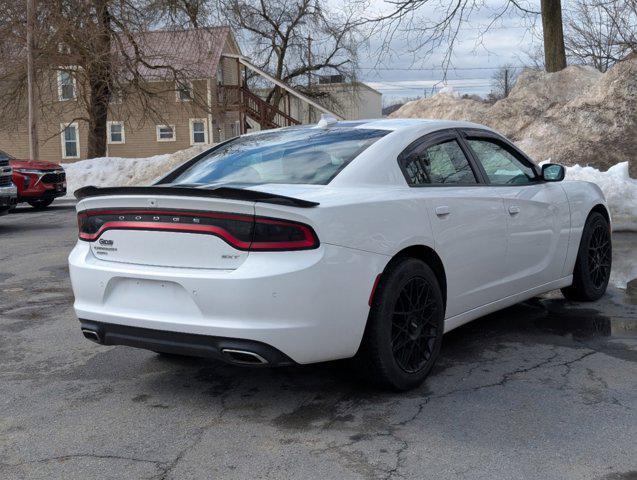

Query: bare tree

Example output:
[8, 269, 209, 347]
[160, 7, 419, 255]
[564, 0, 631, 72]
[0, 0, 217, 157]
[147, 0, 213, 28]
[365, 0, 568, 73]
[489, 65, 519, 102]
[217, 0, 362, 114]
[540, 0, 567, 72]
[603, 0, 637, 54]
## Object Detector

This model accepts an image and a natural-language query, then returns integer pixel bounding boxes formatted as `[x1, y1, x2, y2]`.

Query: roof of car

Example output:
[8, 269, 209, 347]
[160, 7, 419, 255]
[349, 118, 491, 132]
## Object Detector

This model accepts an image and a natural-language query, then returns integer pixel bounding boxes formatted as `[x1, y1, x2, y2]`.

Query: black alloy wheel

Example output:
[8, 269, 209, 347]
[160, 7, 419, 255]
[587, 221, 612, 289]
[562, 211, 612, 302]
[390, 276, 439, 373]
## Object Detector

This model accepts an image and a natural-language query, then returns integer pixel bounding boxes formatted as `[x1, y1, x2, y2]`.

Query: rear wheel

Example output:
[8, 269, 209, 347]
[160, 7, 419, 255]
[561, 211, 612, 301]
[356, 258, 444, 391]
[28, 198, 54, 210]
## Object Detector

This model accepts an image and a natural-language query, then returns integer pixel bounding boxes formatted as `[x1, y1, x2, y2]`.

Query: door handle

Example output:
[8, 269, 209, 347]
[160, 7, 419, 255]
[435, 206, 451, 217]
[508, 205, 521, 215]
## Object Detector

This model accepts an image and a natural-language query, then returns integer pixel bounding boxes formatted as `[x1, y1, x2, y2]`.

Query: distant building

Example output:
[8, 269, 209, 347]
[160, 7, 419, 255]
[249, 80, 382, 133]
[300, 81, 382, 123]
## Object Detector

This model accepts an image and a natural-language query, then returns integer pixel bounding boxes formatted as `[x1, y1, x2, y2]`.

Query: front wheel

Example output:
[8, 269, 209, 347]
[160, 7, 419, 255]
[561, 211, 612, 301]
[355, 258, 444, 391]
[28, 198, 54, 210]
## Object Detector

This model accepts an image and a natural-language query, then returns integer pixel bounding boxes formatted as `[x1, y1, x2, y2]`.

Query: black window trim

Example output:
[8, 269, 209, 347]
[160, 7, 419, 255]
[396, 128, 488, 187]
[457, 128, 543, 186]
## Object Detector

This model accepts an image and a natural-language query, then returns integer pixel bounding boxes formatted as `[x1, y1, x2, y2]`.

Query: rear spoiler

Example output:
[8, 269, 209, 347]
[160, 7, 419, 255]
[74, 185, 320, 208]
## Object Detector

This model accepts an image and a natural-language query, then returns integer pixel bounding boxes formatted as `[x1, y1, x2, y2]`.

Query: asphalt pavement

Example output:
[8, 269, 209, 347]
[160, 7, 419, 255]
[0, 203, 636, 480]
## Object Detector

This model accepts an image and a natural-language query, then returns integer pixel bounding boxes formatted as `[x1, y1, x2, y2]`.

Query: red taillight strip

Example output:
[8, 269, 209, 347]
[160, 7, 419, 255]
[78, 221, 253, 249]
[77, 208, 319, 251]
[80, 209, 251, 222]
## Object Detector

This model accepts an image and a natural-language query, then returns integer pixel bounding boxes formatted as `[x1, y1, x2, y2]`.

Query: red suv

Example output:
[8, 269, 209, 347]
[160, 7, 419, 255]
[0, 150, 67, 209]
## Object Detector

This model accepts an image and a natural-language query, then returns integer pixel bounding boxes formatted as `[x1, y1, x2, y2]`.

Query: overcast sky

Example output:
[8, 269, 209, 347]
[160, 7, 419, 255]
[355, 0, 547, 103]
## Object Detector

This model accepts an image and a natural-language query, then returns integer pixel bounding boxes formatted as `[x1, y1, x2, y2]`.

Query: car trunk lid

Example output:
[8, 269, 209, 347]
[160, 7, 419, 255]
[75, 186, 319, 270]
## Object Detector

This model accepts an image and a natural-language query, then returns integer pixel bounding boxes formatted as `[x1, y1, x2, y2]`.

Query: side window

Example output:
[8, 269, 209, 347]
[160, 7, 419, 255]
[402, 139, 477, 186]
[467, 139, 537, 185]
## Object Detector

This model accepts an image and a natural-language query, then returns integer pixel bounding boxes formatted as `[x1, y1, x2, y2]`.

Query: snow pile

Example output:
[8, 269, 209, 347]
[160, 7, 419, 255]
[391, 57, 637, 171]
[437, 85, 460, 97]
[61, 145, 208, 198]
[395, 89, 489, 123]
[564, 162, 637, 231]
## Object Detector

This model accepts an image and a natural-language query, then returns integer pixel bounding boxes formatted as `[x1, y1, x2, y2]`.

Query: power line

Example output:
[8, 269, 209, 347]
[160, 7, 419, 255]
[359, 65, 526, 71]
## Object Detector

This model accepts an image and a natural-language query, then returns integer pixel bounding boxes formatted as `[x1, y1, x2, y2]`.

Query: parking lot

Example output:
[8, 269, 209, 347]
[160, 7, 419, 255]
[1, 203, 636, 480]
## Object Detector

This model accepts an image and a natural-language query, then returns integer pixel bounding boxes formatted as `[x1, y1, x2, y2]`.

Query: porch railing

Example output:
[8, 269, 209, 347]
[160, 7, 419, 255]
[219, 85, 300, 130]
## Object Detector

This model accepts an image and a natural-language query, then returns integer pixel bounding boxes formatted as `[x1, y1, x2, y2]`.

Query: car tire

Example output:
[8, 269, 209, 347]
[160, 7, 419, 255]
[355, 258, 444, 391]
[28, 198, 54, 210]
[561, 211, 612, 302]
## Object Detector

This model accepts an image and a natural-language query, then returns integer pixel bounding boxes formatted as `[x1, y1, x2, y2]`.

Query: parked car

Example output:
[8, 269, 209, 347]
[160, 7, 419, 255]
[0, 154, 17, 215]
[69, 118, 611, 390]
[5, 152, 67, 209]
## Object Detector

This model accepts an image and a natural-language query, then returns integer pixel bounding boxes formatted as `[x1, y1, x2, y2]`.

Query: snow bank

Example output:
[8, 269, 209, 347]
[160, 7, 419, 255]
[564, 161, 637, 232]
[61, 145, 208, 198]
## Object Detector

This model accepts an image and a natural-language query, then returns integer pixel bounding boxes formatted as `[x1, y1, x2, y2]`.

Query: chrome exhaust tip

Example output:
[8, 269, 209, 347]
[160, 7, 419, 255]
[221, 348, 268, 365]
[81, 328, 101, 343]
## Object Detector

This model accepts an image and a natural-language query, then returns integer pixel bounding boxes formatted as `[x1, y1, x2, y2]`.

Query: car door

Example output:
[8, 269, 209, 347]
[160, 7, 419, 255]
[461, 131, 570, 296]
[398, 130, 509, 318]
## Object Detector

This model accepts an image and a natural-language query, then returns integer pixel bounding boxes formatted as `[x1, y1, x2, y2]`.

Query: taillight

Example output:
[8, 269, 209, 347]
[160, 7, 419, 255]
[77, 209, 319, 251]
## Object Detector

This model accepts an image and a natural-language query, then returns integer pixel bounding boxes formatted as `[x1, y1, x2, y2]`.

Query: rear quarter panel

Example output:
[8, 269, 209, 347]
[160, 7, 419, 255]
[254, 187, 435, 259]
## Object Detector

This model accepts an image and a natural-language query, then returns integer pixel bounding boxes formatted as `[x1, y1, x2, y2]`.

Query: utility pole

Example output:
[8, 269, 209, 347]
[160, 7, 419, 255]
[26, 0, 39, 160]
[306, 35, 312, 122]
[504, 68, 509, 97]
[306, 35, 312, 88]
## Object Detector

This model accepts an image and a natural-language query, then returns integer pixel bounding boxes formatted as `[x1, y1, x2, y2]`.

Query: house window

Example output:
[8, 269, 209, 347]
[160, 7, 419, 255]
[189, 119, 208, 145]
[110, 89, 123, 104]
[61, 123, 80, 159]
[156, 125, 176, 142]
[107, 121, 125, 144]
[176, 81, 193, 102]
[58, 70, 76, 101]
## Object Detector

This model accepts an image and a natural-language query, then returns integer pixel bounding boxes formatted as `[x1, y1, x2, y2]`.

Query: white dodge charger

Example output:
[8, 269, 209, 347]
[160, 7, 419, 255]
[69, 118, 611, 390]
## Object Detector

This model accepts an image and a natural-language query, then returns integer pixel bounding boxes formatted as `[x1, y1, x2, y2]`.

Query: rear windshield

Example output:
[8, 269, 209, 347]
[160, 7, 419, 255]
[170, 127, 388, 186]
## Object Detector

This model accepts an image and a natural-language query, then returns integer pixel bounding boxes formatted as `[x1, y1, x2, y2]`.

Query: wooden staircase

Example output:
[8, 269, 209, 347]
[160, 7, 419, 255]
[220, 86, 300, 130]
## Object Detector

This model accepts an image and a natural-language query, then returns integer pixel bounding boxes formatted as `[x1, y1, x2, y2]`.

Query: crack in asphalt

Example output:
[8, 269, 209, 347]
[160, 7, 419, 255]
[0, 453, 168, 470]
[317, 348, 604, 480]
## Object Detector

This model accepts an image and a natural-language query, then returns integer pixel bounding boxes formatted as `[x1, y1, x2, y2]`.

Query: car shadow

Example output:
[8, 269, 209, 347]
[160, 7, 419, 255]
[87, 288, 635, 408]
[9, 204, 76, 214]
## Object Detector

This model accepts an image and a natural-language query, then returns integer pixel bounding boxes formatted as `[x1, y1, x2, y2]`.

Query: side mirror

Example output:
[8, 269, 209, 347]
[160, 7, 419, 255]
[542, 163, 565, 182]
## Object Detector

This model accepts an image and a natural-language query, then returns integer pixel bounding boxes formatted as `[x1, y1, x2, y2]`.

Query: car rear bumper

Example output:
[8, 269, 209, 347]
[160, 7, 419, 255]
[69, 241, 388, 364]
[79, 319, 297, 366]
